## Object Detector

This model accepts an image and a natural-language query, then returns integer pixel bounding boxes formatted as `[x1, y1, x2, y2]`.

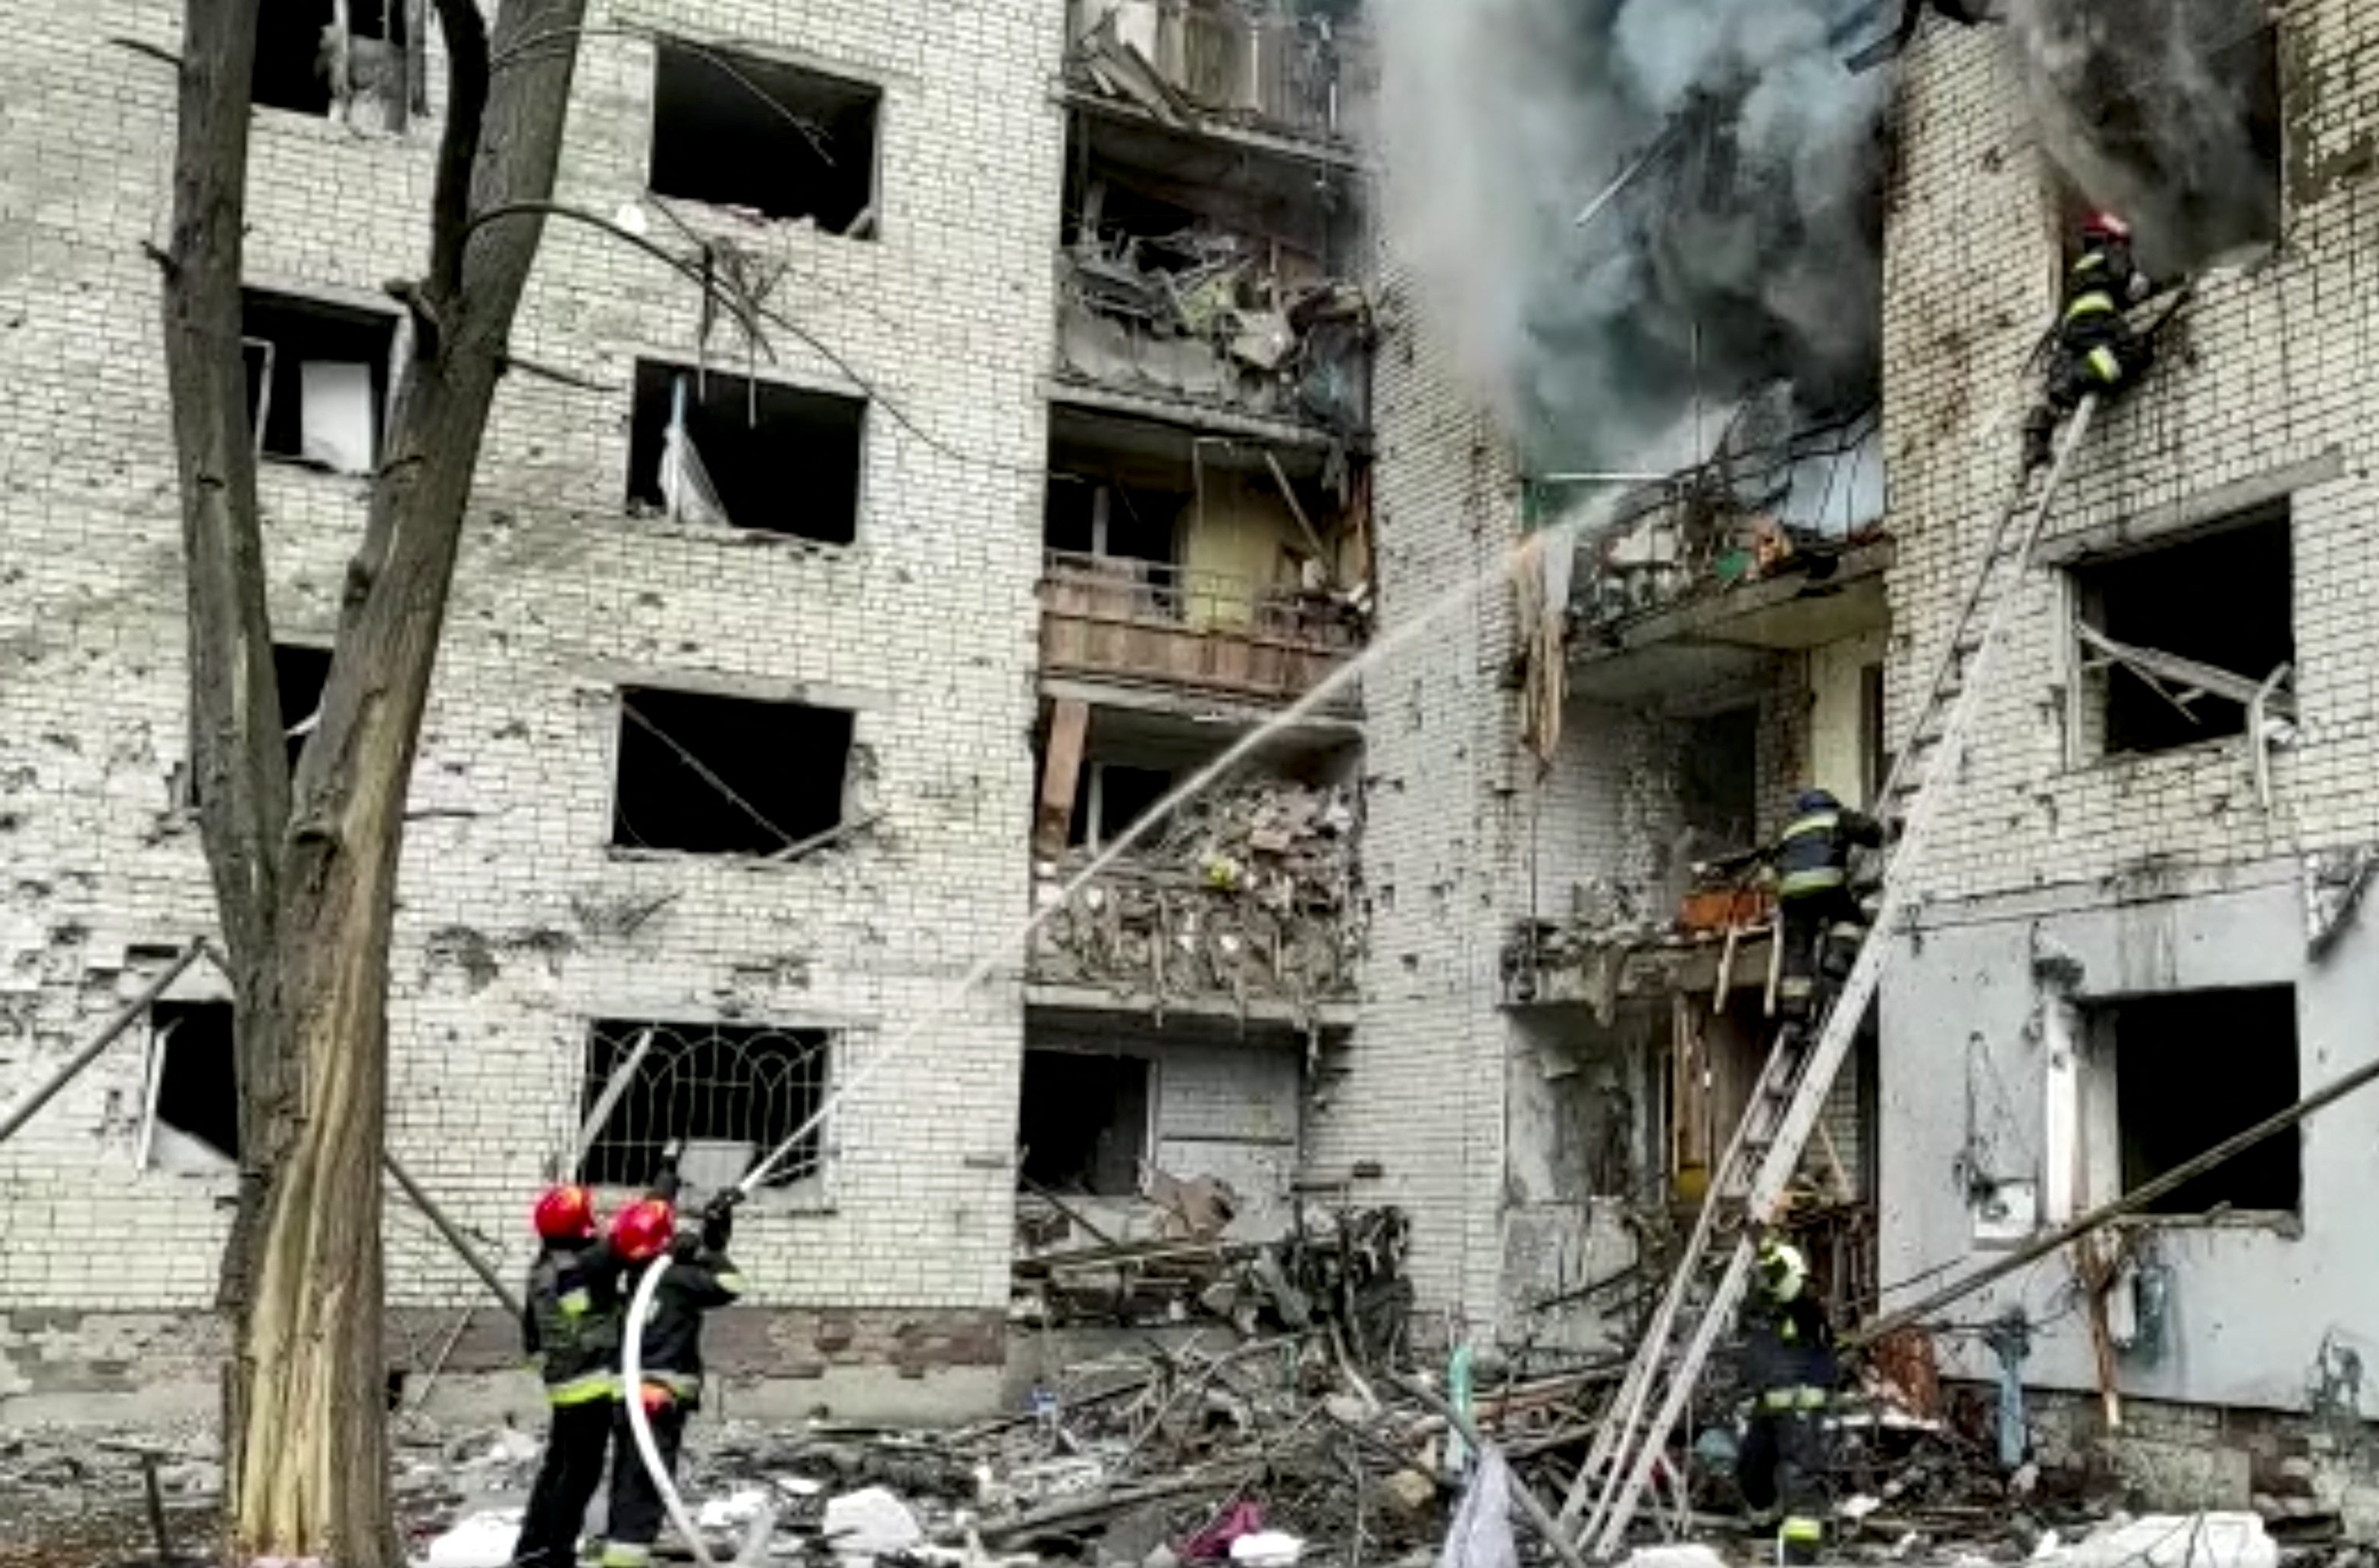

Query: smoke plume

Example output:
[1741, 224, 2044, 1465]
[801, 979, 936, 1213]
[2006, 0, 2279, 274]
[1375, 0, 1889, 472]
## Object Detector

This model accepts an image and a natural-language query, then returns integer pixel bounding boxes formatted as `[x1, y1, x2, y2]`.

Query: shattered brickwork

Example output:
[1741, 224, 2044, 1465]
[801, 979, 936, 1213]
[1878, 3, 2379, 1417]
[0, 0, 1065, 1388]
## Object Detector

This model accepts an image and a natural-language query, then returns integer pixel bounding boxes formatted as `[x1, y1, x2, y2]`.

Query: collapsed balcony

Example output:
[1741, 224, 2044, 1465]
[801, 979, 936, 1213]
[1040, 407, 1370, 709]
[1064, 0, 1371, 148]
[1028, 751, 1362, 1022]
[1542, 398, 1891, 702]
[1056, 110, 1370, 437]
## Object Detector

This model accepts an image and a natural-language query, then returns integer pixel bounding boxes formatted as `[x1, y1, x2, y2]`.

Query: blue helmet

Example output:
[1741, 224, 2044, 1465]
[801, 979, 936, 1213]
[1795, 789, 1839, 815]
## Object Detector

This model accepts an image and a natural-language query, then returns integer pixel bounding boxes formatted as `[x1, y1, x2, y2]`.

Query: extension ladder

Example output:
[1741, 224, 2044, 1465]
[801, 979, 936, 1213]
[1560, 395, 2103, 1559]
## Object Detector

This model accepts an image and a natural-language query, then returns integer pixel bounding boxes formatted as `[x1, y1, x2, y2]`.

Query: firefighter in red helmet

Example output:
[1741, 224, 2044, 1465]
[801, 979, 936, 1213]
[598, 1170, 744, 1568]
[512, 1184, 620, 1568]
[2023, 210, 2156, 472]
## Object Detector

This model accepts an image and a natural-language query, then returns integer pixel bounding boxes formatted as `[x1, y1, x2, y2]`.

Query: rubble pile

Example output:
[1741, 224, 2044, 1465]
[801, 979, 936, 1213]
[1033, 782, 1361, 1016]
[1014, 1205, 1413, 1344]
[1057, 230, 1372, 436]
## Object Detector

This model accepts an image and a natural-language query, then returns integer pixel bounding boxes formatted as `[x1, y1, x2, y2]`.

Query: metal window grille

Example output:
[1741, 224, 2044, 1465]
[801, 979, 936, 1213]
[580, 1019, 831, 1191]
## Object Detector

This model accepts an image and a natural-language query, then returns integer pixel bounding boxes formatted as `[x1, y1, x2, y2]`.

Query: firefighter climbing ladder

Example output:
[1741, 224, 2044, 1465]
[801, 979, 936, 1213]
[1559, 395, 2105, 1560]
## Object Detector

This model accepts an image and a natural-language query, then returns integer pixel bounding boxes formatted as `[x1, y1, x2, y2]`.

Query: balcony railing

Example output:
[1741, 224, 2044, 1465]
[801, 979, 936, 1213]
[1039, 549, 1362, 706]
[1029, 781, 1361, 1016]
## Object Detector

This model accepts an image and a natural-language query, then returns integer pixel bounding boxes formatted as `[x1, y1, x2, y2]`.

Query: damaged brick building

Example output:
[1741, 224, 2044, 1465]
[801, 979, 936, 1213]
[0, 0, 1375, 1415]
[1316, 0, 2379, 1527]
[5, 0, 2379, 1523]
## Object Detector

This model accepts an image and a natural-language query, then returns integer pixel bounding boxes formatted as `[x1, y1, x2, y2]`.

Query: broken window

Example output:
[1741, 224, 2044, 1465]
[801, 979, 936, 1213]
[1069, 762, 1176, 850]
[1019, 1050, 1150, 1196]
[580, 1019, 831, 1192]
[1681, 706, 1759, 851]
[626, 363, 865, 542]
[647, 43, 881, 236]
[613, 686, 853, 856]
[1045, 478, 1183, 568]
[144, 1000, 239, 1172]
[252, 0, 417, 126]
[2088, 986, 2301, 1216]
[2049, 0, 2281, 270]
[242, 290, 397, 475]
[2070, 507, 2294, 757]
[275, 643, 332, 770]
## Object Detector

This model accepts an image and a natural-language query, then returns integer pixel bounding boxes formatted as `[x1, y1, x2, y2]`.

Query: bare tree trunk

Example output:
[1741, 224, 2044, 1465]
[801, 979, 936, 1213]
[160, 0, 587, 1558]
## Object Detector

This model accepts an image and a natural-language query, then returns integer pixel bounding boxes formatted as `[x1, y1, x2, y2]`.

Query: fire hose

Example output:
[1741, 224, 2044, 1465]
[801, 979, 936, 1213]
[620, 1256, 716, 1568]
[620, 1256, 776, 1568]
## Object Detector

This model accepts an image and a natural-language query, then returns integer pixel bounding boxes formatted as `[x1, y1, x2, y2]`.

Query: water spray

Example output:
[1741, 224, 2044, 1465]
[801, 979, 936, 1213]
[733, 507, 1606, 1199]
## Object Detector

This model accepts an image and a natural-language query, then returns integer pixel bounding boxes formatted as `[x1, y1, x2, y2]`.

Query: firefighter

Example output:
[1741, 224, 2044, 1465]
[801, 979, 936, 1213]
[598, 1190, 744, 1568]
[1737, 1236, 1839, 1566]
[1767, 789, 1886, 1022]
[2022, 211, 2156, 472]
[513, 1184, 620, 1568]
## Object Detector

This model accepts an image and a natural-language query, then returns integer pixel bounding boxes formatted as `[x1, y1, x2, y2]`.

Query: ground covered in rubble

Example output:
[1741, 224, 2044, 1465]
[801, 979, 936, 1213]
[3, 1346, 2371, 1568]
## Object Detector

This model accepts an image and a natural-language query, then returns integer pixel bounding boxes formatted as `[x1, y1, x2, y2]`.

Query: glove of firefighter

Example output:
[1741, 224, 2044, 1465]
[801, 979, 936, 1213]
[648, 1139, 686, 1204]
[700, 1189, 742, 1253]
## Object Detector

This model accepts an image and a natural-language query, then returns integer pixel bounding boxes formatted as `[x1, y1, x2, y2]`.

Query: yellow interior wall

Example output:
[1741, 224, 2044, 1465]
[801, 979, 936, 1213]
[1180, 469, 1311, 630]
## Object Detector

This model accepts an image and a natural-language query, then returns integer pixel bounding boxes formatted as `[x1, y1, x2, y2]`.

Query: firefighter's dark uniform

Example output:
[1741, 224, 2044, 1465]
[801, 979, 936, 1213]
[1770, 794, 1885, 1022]
[514, 1241, 621, 1568]
[600, 1230, 744, 1568]
[2024, 235, 2154, 471]
[1737, 1241, 1839, 1564]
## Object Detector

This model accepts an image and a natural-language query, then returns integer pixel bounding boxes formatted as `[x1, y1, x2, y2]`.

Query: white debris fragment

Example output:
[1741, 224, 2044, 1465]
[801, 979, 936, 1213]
[418, 1509, 524, 1568]
[701, 1487, 775, 1531]
[484, 1430, 540, 1467]
[1839, 1495, 1881, 1522]
[1619, 1546, 1728, 1568]
[773, 1474, 828, 1498]
[2044, 1515, 2278, 1568]
[824, 1486, 925, 1564]
[1229, 1531, 1305, 1568]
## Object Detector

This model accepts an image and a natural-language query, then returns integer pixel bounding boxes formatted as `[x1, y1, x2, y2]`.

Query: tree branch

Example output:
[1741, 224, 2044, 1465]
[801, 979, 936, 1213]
[425, 0, 490, 299]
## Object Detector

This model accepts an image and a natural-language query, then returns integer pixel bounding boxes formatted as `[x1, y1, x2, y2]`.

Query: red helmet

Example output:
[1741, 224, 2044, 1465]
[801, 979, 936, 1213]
[610, 1196, 677, 1262]
[533, 1184, 597, 1242]
[2081, 210, 2131, 243]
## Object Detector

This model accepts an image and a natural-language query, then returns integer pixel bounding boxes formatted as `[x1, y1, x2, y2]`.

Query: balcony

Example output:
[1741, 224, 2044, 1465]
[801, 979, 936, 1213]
[1545, 398, 1892, 703]
[1055, 64, 1370, 440]
[1064, 0, 1372, 151]
[1028, 776, 1361, 1024]
[1039, 549, 1361, 709]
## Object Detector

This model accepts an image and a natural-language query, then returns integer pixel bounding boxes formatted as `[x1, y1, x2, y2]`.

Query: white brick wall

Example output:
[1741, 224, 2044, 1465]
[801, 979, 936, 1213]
[1881, 3, 2379, 905]
[0, 0, 1067, 1319]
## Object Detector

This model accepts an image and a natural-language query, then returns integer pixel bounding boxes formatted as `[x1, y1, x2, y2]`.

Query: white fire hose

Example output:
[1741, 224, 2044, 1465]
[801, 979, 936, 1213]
[620, 1256, 776, 1568]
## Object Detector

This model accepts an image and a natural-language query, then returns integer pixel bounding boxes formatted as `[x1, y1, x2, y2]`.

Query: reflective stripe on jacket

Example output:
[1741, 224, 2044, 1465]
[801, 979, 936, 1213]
[524, 1242, 621, 1397]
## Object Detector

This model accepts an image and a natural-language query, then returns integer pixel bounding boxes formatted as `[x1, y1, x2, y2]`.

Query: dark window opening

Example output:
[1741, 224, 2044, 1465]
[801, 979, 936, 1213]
[1019, 1050, 1149, 1196]
[581, 1019, 830, 1191]
[626, 363, 864, 542]
[2053, 8, 2281, 270]
[1044, 479, 1182, 567]
[1682, 706, 1759, 851]
[613, 686, 853, 856]
[1068, 763, 1176, 850]
[275, 643, 332, 772]
[242, 290, 396, 474]
[648, 43, 881, 235]
[150, 1000, 239, 1165]
[2101, 986, 2300, 1215]
[252, 0, 411, 118]
[2074, 507, 2293, 757]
